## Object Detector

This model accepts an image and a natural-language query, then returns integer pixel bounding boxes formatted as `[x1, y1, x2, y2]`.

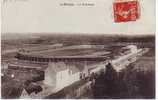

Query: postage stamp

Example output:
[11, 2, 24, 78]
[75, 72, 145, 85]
[113, 1, 140, 23]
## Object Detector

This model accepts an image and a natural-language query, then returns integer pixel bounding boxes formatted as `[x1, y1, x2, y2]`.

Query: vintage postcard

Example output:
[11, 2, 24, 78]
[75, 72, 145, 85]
[1, 0, 155, 99]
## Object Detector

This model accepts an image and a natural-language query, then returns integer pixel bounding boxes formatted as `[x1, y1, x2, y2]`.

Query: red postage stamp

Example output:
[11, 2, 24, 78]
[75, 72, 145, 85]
[113, 1, 140, 23]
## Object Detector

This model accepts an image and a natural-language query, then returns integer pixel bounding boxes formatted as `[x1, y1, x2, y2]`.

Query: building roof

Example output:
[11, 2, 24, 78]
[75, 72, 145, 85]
[48, 62, 68, 72]
[69, 64, 80, 74]
[65, 62, 83, 74]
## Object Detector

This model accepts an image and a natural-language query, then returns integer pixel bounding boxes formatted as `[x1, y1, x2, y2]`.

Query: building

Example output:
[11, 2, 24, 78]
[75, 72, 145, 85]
[6, 45, 148, 98]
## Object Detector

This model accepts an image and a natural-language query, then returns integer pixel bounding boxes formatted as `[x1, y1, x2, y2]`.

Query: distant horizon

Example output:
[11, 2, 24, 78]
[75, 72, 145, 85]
[2, 32, 155, 41]
[1, 32, 155, 36]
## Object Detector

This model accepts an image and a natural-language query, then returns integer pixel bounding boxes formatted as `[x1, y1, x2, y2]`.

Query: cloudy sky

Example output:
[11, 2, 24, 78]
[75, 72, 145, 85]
[2, 0, 155, 35]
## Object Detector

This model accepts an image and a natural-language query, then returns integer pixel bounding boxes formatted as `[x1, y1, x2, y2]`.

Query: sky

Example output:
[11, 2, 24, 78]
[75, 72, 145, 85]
[1, 0, 155, 35]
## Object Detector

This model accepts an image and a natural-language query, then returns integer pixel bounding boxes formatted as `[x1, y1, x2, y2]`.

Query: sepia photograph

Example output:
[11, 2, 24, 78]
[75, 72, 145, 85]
[1, 0, 155, 99]
[1, 33, 155, 99]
